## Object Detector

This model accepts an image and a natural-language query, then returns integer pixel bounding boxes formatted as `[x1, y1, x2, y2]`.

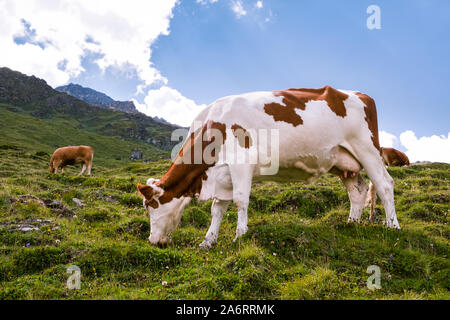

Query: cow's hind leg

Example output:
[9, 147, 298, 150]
[229, 164, 254, 242]
[86, 161, 92, 175]
[340, 173, 369, 223]
[353, 146, 400, 229]
[87, 154, 93, 175]
[200, 199, 231, 249]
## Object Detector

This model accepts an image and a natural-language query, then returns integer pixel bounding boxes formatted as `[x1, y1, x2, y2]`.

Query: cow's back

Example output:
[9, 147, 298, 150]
[51, 145, 93, 161]
[195, 86, 379, 170]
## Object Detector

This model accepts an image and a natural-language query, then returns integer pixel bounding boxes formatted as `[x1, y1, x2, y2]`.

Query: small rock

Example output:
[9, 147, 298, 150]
[43, 199, 63, 208]
[19, 226, 39, 232]
[72, 198, 86, 207]
[9, 197, 18, 203]
[130, 149, 145, 161]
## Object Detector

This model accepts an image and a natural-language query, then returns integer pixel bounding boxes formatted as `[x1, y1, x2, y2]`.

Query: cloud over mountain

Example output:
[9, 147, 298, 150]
[0, 0, 177, 88]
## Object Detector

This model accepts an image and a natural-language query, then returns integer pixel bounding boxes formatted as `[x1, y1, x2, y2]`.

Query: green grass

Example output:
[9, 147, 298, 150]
[0, 105, 170, 167]
[0, 145, 448, 300]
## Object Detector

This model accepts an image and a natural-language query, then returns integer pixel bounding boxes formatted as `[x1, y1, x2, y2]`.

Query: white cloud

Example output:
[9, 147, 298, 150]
[196, 0, 219, 5]
[0, 0, 177, 88]
[400, 130, 450, 163]
[133, 86, 207, 127]
[255, 1, 263, 9]
[379, 130, 398, 148]
[231, 1, 247, 18]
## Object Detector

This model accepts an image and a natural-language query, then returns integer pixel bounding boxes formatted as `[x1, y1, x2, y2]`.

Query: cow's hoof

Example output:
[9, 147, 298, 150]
[233, 226, 248, 242]
[347, 217, 361, 224]
[199, 240, 215, 249]
[385, 219, 401, 230]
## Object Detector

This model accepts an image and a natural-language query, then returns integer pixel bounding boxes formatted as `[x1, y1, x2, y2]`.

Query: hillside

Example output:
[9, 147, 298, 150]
[0, 106, 168, 167]
[0, 144, 448, 299]
[0, 67, 179, 152]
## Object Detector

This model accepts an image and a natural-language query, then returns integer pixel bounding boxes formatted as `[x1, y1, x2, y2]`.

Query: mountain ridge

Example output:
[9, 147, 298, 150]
[55, 83, 170, 125]
[0, 67, 179, 152]
[55, 83, 138, 114]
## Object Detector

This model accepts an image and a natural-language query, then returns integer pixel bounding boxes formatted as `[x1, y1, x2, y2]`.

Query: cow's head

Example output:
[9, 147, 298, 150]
[137, 179, 191, 245]
[48, 162, 55, 174]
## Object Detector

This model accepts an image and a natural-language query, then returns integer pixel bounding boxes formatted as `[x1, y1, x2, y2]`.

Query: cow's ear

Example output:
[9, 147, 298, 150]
[137, 184, 154, 200]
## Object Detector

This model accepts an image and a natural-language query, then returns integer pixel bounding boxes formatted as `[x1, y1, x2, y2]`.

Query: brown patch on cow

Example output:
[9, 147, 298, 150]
[354, 92, 381, 152]
[381, 147, 410, 167]
[264, 85, 349, 127]
[142, 120, 227, 205]
[137, 184, 160, 209]
[49, 145, 94, 175]
[231, 124, 252, 149]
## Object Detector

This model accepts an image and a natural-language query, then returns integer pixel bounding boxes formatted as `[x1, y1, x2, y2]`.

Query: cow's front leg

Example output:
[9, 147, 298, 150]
[200, 199, 230, 249]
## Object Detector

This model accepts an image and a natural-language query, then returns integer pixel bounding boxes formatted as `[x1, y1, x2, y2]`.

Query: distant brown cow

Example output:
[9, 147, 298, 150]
[366, 147, 410, 220]
[49, 146, 94, 176]
[380, 147, 410, 167]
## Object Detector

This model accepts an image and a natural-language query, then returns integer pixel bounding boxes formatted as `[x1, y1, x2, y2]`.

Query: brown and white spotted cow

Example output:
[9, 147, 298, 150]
[138, 86, 400, 247]
[49, 146, 94, 176]
[366, 147, 410, 220]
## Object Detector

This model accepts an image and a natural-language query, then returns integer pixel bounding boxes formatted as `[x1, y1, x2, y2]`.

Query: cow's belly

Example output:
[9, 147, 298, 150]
[199, 146, 361, 201]
[254, 145, 361, 182]
[253, 167, 315, 183]
[62, 158, 84, 166]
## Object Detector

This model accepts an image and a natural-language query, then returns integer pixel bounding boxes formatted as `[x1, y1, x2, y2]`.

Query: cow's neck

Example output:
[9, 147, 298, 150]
[156, 120, 226, 205]
[156, 162, 209, 204]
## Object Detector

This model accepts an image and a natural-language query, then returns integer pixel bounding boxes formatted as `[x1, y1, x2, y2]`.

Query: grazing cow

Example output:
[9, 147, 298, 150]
[138, 86, 400, 247]
[366, 147, 410, 220]
[380, 147, 410, 167]
[49, 146, 94, 176]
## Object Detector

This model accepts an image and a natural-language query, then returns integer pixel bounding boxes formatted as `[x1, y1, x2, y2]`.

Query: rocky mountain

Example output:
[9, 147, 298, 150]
[55, 83, 138, 113]
[0, 68, 55, 105]
[0, 67, 179, 152]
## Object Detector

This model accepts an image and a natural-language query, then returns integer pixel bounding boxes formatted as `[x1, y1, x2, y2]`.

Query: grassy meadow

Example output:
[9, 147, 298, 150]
[0, 144, 448, 300]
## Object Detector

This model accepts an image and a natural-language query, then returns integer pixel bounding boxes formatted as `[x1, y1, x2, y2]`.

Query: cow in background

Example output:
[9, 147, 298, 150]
[366, 147, 410, 219]
[380, 147, 410, 167]
[49, 146, 94, 176]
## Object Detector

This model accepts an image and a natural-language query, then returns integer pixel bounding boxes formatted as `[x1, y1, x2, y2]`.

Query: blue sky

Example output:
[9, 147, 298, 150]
[1, 0, 449, 161]
[77, 0, 449, 136]
[165, 0, 449, 138]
